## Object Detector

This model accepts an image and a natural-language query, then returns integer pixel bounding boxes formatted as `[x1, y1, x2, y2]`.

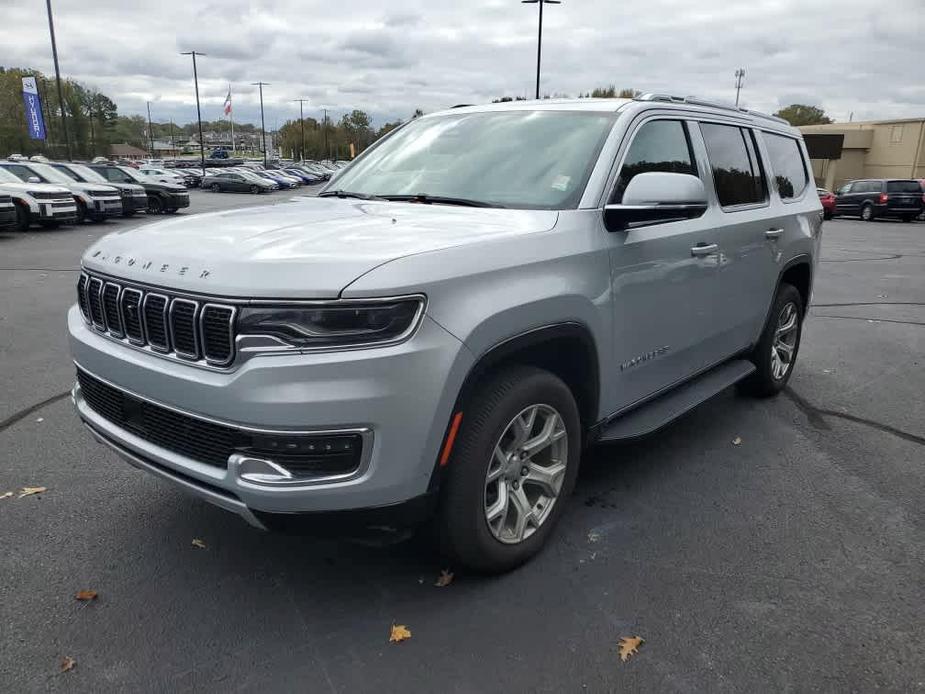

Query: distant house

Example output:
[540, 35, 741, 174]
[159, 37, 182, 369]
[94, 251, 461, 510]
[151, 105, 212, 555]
[109, 143, 148, 160]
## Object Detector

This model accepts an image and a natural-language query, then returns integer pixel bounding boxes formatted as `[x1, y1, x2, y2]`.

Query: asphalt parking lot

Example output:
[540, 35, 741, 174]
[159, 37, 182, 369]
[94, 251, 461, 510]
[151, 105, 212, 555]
[1, 197, 923, 692]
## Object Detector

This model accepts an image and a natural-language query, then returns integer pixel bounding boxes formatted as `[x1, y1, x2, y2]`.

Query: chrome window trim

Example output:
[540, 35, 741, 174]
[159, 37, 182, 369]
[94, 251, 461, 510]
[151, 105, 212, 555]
[200, 303, 237, 367]
[168, 298, 200, 360]
[102, 282, 125, 338]
[142, 292, 171, 353]
[119, 287, 146, 345]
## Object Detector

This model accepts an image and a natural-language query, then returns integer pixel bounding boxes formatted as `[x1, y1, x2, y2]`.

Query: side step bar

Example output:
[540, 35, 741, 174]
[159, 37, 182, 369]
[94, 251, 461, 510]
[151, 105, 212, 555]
[598, 359, 756, 442]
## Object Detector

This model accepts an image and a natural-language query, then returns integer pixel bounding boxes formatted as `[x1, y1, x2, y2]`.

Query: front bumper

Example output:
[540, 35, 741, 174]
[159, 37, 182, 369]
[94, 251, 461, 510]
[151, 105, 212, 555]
[166, 193, 190, 209]
[122, 194, 149, 212]
[91, 197, 124, 218]
[68, 305, 471, 522]
[0, 206, 15, 228]
[33, 200, 78, 222]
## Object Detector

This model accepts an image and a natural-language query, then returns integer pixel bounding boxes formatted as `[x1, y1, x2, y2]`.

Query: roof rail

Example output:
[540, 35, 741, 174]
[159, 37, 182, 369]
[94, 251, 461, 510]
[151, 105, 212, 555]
[635, 93, 790, 125]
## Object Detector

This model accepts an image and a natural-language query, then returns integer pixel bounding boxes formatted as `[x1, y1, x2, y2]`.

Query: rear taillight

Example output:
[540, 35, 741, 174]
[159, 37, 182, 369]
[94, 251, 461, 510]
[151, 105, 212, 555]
[878, 193, 888, 204]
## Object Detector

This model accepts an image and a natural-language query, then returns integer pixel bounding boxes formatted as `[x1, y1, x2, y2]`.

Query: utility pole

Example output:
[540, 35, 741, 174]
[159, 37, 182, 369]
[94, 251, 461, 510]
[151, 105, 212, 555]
[252, 82, 270, 166]
[734, 68, 746, 108]
[146, 101, 155, 157]
[293, 99, 308, 162]
[181, 51, 207, 169]
[522, 0, 561, 100]
[44, 0, 71, 160]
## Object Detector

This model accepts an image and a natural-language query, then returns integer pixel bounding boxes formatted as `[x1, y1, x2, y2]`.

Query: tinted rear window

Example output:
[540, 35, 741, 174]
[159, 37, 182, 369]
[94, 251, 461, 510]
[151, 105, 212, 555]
[761, 132, 809, 200]
[700, 123, 767, 207]
[886, 180, 922, 193]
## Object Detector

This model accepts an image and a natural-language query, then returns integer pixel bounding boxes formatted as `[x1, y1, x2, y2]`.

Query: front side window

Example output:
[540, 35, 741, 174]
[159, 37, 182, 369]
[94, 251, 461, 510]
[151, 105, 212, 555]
[330, 110, 616, 210]
[612, 119, 697, 202]
[700, 123, 767, 207]
[762, 132, 809, 200]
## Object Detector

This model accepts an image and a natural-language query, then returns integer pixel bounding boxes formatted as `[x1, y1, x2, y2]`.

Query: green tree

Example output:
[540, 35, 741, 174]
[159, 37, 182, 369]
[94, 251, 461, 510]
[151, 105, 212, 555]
[773, 104, 833, 126]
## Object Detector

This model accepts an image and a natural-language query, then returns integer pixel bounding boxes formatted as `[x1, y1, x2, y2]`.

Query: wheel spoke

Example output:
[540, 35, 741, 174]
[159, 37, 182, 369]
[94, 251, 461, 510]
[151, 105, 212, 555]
[486, 446, 507, 483]
[777, 312, 797, 336]
[509, 487, 535, 542]
[511, 407, 538, 449]
[486, 482, 509, 523]
[522, 413, 566, 457]
[524, 461, 566, 497]
[776, 341, 795, 360]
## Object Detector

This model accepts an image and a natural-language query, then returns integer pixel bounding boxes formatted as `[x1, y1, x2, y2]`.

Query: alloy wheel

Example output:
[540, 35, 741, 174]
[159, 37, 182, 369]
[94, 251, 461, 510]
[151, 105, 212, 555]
[770, 302, 798, 380]
[483, 404, 568, 545]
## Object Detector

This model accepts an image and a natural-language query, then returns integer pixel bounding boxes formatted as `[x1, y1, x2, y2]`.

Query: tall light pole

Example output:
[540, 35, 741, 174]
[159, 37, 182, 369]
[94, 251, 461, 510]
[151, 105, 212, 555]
[522, 0, 561, 100]
[293, 99, 308, 162]
[146, 101, 154, 156]
[323, 108, 329, 159]
[44, 0, 71, 160]
[252, 82, 270, 166]
[734, 68, 746, 108]
[181, 51, 207, 169]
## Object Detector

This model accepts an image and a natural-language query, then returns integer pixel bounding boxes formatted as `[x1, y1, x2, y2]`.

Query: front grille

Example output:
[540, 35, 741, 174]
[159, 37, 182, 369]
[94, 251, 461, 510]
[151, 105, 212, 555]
[77, 369, 364, 476]
[78, 272, 236, 367]
[32, 191, 64, 200]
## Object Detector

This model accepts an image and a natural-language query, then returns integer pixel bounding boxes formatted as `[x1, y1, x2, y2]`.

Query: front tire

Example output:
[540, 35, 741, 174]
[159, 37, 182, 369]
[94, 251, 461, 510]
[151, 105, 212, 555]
[210, 183, 221, 193]
[250, 184, 260, 194]
[148, 196, 164, 214]
[742, 283, 803, 397]
[14, 203, 30, 231]
[437, 365, 581, 574]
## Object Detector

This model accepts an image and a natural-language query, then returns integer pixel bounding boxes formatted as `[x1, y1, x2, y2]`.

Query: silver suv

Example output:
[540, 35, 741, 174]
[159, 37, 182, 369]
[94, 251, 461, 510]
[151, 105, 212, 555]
[69, 96, 821, 573]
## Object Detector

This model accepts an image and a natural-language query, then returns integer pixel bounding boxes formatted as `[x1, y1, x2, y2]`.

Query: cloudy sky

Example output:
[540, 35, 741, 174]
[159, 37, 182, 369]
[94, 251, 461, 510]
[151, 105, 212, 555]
[1, 0, 922, 128]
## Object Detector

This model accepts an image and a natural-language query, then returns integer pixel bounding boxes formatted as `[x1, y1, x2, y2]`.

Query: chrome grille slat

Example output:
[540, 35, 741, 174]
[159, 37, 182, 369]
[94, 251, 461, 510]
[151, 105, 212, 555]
[78, 271, 237, 368]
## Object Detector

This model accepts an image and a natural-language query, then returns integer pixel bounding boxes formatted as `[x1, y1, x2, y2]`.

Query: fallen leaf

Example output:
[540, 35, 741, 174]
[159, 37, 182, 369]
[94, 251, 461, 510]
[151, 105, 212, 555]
[389, 624, 412, 643]
[191, 538, 207, 549]
[435, 570, 454, 587]
[618, 635, 644, 663]
[60, 656, 76, 673]
[75, 590, 98, 601]
[732, 436, 742, 446]
[18, 486, 47, 498]
[0, 492, 13, 500]
[588, 531, 601, 543]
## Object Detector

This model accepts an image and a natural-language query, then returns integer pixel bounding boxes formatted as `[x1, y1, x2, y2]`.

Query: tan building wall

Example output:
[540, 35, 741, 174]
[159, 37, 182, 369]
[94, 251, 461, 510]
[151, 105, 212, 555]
[800, 118, 925, 190]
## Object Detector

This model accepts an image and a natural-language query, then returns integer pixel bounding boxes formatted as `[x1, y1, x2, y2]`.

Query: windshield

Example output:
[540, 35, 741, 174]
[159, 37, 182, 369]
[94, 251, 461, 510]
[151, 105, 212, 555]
[886, 180, 922, 193]
[330, 110, 615, 209]
[119, 167, 148, 183]
[0, 168, 24, 184]
[68, 164, 110, 184]
[28, 163, 77, 185]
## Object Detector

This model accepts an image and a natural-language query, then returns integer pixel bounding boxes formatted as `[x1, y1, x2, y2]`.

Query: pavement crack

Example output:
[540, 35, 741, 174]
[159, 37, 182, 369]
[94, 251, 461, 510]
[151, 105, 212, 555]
[811, 314, 925, 327]
[784, 388, 925, 446]
[0, 391, 71, 433]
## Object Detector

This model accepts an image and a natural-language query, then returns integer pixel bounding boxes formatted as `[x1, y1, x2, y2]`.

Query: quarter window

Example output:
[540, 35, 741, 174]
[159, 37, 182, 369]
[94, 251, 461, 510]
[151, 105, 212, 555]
[700, 123, 767, 207]
[612, 120, 697, 202]
[762, 132, 809, 200]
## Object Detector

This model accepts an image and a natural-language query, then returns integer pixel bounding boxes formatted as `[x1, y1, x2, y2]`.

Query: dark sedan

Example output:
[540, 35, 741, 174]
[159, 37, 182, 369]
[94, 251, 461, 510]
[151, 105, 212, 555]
[203, 172, 274, 194]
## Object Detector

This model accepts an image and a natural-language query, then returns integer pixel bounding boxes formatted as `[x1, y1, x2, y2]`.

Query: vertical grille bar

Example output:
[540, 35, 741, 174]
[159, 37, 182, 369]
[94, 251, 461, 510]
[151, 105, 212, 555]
[102, 283, 124, 337]
[169, 299, 199, 359]
[200, 304, 236, 366]
[76, 273, 90, 322]
[87, 277, 106, 330]
[120, 288, 145, 345]
[143, 294, 170, 352]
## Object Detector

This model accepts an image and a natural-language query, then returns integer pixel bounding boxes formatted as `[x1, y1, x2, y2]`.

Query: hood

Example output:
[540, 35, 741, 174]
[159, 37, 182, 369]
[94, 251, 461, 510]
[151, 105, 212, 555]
[145, 180, 186, 192]
[60, 181, 120, 197]
[82, 197, 559, 298]
[0, 181, 72, 196]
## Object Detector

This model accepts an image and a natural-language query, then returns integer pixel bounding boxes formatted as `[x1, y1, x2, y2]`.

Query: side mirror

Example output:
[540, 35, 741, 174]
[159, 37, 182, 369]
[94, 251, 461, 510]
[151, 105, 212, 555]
[604, 172, 708, 232]
[27, 176, 42, 184]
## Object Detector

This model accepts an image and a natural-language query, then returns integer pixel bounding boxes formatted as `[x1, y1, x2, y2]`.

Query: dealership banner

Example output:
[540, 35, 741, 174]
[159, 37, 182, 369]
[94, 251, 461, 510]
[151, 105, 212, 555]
[21, 76, 47, 140]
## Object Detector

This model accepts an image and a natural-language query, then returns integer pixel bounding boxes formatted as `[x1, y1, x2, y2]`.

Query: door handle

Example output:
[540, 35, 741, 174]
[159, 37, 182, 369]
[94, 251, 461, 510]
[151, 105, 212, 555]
[691, 243, 718, 257]
[765, 228, 783, 239]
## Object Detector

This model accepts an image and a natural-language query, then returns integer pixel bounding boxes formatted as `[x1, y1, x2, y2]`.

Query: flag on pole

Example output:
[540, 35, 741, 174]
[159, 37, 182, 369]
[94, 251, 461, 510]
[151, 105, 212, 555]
[223, 87, 232, 116]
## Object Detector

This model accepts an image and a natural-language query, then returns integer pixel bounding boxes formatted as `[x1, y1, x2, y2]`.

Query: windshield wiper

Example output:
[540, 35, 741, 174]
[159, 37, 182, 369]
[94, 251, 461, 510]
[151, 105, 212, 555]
[318, 189, 385, 201]
[379, 194, 503, 208]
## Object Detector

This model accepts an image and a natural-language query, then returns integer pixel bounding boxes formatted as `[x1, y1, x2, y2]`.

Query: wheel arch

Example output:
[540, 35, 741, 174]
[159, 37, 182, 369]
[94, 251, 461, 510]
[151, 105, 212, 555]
[754, 254, 813, 349]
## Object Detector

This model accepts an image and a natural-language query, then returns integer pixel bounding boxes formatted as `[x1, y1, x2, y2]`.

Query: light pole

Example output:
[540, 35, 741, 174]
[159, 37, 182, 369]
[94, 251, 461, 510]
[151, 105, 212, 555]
[522, 0, 561, 100]
[734, 68, 746, 107]
[146, 101, 154, 157]
[252, 82, 270, 166]
[293, 99, 308, 161]
[323, 108, 329, 159]
[44, 0, 71, 160]
[181, 51, 207, 169]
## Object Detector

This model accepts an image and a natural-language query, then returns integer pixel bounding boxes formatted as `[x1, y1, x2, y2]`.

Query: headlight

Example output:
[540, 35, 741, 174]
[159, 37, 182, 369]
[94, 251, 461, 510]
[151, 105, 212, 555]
[237, 297, 425, 349]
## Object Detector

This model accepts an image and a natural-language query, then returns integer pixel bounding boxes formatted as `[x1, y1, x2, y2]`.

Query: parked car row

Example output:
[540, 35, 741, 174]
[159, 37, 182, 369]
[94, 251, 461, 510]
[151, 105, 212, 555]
[0, 158, 190, 231]
[200, 162, 334, 194]
[818, 178, 925, 222]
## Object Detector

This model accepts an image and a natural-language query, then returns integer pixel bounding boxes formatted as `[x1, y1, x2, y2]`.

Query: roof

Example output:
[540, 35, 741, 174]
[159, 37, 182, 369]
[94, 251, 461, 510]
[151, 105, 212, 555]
[110, 143, 148, 157]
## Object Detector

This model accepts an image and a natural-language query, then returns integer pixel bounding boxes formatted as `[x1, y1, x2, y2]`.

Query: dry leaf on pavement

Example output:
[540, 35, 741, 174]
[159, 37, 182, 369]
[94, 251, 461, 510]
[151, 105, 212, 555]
[75, 590, 98, 601]
[0, 492, 13, 500]
[435, 570, 454, 587]
[60, 656, 76, 673]
[618, 636, 644, 663]
[732, 436, 742, 446]
[389, 624, 412, 643]
[18, 486, 48, 498]
[191, 539, 207, 549]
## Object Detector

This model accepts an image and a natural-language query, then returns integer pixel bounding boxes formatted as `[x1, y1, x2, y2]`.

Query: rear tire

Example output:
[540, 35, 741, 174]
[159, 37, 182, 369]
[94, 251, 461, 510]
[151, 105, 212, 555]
[14, 203, 30, 231]
[437, 365, 581, 574]
[250, 185, 259, 194]
[148, 196, 164, 214]
[210, 183, 221, 193]
[860, 204, 874, 222]
[75, 200, 87, 224]
[741, 283, 803, 397]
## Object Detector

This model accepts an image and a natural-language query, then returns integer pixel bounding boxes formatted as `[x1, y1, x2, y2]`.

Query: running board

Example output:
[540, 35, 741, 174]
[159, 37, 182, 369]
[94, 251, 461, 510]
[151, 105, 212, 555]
[598, 359, 756, 442]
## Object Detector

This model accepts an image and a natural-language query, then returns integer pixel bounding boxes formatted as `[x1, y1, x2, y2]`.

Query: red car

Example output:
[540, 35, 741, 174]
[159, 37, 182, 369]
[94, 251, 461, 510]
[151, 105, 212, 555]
[817, 187, 836, 220]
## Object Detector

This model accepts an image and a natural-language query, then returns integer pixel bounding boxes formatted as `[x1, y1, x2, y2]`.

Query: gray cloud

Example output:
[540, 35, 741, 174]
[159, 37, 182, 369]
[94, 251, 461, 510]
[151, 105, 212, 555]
[0, 0, 920, 128]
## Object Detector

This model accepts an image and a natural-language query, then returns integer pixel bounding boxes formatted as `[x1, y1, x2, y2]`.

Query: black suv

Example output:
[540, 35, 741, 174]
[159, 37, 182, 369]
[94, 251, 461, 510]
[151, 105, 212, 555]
[834, 179, 924, 222]
[89, 164, 190, 214]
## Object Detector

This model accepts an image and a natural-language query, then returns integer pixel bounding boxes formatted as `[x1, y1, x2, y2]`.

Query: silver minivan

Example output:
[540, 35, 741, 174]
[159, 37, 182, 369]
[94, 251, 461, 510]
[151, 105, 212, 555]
[69, 95, 821, 572]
